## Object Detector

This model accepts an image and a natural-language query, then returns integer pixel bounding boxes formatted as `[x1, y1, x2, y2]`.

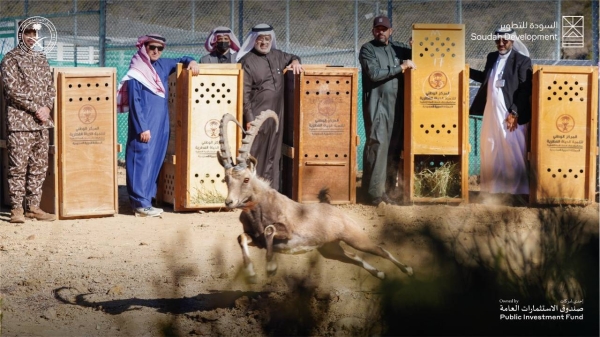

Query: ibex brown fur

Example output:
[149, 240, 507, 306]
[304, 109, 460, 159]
[217, 110, 413, 282]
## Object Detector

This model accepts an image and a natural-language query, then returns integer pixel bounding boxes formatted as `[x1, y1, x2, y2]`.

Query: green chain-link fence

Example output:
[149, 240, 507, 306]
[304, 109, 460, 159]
[1, 0, 597, 176]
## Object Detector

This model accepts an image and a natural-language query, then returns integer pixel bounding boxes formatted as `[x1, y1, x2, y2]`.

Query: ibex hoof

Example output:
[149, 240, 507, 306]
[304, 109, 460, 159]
[404, 266, 414, 277]
[246, 274, 258, 284]
[266, 261, 278, 276]
[377, 271, 386, 280]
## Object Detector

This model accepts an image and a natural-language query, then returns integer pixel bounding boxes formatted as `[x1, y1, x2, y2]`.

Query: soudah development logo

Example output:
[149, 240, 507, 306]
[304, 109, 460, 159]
[561, 16, 584, 48]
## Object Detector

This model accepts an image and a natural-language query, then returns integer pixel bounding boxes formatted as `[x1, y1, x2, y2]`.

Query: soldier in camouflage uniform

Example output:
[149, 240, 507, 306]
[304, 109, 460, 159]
[1, 20, 56, 223]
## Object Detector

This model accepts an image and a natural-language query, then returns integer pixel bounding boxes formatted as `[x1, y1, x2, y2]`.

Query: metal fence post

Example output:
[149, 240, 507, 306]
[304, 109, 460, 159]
[230, 0, 235, 34]
[592, 0, 598, 65]
[556, 0, 561, 60]
[387, 0, 392, 26]
[354, 0, 358, 68]
[238, 0, 244, 45]
[99, 0, 106, 67]
[285, 0, 290, 53]
[73, 0, 78, 67]
[191, 0, 195, 33]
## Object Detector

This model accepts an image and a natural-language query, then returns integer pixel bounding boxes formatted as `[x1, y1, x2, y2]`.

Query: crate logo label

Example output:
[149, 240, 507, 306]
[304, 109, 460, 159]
[205, 119, 220, 138]
[78, 105, 97, 124]
[420, 71, 456, 109]
[428, 71, 447, 89]
[546, 114, 582, 152]
[556, 114, 575, 133]
[70, 105, 105, 145]
[318, 98, 336, 117]
[18, 16, 57, 54]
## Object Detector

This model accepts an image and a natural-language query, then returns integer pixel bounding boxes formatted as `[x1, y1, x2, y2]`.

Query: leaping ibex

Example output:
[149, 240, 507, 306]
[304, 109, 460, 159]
[217, 110, 413, 282]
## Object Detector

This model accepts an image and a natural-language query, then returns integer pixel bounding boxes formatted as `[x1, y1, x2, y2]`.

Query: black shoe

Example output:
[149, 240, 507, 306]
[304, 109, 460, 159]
[372, 193, 399, 206]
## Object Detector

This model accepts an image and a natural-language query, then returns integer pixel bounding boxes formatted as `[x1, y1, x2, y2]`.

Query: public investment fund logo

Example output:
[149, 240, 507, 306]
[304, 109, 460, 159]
[18, 16, 57, 54]
[561, 16, 584, 48]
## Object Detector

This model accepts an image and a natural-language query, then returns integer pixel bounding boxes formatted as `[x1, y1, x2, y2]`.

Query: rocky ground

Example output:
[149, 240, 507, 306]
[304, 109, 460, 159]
[0, 168, 598, 336]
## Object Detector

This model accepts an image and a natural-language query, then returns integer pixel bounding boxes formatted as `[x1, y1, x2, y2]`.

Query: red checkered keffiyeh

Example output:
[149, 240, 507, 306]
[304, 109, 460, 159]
[116, 34, 167, 113]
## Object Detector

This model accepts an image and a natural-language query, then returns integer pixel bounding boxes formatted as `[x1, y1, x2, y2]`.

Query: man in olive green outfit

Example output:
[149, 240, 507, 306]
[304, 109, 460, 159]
[359, 16, 416, 206]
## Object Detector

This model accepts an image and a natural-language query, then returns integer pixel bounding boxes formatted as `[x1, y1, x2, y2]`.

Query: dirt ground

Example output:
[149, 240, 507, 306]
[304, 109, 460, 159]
[0, 167, 598, 337]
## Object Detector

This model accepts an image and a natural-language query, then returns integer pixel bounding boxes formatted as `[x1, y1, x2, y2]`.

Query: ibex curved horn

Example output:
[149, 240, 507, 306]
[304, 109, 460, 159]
[236, 110, 279, 169]
[219, 113, 244, 169]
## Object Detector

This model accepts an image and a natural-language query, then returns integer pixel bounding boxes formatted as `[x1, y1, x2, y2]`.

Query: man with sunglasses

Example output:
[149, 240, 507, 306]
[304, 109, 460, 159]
[470, 27, 532, 196]
[359, 16, 415, 206]
[117, 34, 199, 217]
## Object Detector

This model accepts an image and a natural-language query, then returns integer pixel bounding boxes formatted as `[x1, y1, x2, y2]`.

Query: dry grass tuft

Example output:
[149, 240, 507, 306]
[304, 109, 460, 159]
[414, 162, 461, 198]
[191, 185, 225, 205]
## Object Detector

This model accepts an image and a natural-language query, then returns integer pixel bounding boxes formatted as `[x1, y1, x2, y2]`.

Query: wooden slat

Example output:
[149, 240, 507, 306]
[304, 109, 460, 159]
[156, 63, 182, 207]
[61, 71, 115, 78]
[197, 69, 242, 75]
[195, 63, 242, 69]
[460, 65, 469, 203]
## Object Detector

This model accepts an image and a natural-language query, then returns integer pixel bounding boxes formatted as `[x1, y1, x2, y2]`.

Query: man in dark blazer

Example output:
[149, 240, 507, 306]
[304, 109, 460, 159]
[469, 27, 532, 195]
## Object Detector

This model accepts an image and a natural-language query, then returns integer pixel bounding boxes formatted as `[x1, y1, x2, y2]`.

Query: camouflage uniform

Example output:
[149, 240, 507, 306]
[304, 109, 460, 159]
[1, 47, 55, 210]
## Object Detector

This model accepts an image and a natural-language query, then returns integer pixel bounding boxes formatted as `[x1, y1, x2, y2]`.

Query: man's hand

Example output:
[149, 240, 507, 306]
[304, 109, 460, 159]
[401, 59, 417, 71]
[187, 61, 200, 76]
[246, 122, 251, 131]
[35, 106, 51, 122]
[505, 113, 518, 132]
[139, 130, 151, 143]
[288, 60, 303, 75]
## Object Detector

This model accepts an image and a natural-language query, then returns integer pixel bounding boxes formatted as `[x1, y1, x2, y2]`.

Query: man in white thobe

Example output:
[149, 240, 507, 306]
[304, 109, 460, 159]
[470, 27, 532, 195]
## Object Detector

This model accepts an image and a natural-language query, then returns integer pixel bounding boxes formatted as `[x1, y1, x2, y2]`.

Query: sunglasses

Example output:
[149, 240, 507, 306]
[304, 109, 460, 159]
[148, 45, 164, 51]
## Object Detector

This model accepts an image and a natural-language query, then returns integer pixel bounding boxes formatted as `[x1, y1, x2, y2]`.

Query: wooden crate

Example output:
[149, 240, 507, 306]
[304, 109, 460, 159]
[1, 67, 118, 218]
[157, 63, 243, 211]
[283, 65, 358, 204]
[530, 65, 598, 205]
[56, 68, 118, 218]
[403, 24, 469, 203]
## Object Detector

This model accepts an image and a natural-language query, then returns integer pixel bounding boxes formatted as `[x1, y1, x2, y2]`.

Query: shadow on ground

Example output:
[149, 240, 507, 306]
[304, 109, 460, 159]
[53, 288, 269, 315]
